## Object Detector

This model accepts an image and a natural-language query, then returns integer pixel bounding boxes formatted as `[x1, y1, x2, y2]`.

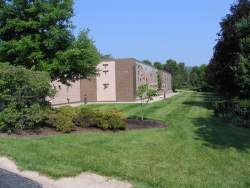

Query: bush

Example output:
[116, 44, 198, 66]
[214, 99, 250, 128]
[75, 107, 126, 130]
[0, 64, 54, 132]
[97, 109, 126, 130]
[50, 106, 79, 133]
[74, 107, 98, 128]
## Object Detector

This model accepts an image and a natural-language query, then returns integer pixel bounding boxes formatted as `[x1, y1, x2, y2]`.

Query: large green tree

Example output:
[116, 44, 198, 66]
[206, 0, 250, 98]
[164, 59, 189, 90]
[0, 0, 100, 83]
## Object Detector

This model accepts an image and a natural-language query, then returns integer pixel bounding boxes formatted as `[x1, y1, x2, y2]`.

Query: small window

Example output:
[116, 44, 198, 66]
[103, 70, 109, 75]
[103, 83, 109, 89]
[103, 64, 108, 68]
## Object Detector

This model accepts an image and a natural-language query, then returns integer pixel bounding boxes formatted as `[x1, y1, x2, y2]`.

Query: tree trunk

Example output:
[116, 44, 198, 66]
[140, 99, 144, 120]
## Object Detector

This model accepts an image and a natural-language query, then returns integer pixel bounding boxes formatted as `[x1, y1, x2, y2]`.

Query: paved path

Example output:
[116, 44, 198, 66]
[0, 157, 132, 188]
[0, 169, 41, 188]
[54, 92, 179, 107]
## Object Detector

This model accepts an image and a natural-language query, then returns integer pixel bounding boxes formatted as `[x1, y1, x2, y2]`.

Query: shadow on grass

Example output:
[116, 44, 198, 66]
[193, 114, 250, 151]
[184, 92, 250, 151]
[183, 92, 223, 110]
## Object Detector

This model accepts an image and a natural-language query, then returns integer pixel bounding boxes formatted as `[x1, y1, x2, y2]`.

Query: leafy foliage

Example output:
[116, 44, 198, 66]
[50, 106, 79, 133]
[0, 63, 54, 131]
[189, 64, 211, 91]
[206, 0, 250, 98]
[214, 99, 250, 128]
[153, 62, 164, 70]
[75, 107, 126, 130]
[0, 0, 100, 83]
[142, 60, 152, 66]
[164, 59, 189, 90]
[136, 84, 157, 120]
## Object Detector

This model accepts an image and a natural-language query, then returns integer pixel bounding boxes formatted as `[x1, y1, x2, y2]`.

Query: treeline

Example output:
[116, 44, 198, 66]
[142, 60, 210, 91]
[206, 0, 250, 99]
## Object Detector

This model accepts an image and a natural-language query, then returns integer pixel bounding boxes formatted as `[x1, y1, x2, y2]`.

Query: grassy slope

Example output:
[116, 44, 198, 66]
[0, 92, 250, 188]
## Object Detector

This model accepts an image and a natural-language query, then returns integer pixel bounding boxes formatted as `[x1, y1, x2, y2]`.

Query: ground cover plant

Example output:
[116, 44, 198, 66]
[0, 92, 250, 188]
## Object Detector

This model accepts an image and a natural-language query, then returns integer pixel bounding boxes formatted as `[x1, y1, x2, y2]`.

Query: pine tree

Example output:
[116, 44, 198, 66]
[0, 0, 100, 82]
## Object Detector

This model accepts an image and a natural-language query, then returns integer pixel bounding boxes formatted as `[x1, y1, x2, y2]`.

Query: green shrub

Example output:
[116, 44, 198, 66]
[75, 107, 126, 130]
[74, 107, 98, 127]
[0, 64, 54, 132]
[97, 109, 126, 130]
[51, 106, 79, 133]
[214, 99, 250, 128]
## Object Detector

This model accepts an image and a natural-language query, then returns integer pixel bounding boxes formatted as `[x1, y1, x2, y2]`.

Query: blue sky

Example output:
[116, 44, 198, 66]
[72, 0, 234, 66]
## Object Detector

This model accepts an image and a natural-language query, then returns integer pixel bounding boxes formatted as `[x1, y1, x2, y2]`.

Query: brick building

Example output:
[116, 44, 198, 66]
[51, 58, 172, 105]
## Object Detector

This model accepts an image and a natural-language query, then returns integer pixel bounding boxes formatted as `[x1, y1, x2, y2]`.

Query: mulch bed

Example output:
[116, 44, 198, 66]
[0, 119, 167, 137]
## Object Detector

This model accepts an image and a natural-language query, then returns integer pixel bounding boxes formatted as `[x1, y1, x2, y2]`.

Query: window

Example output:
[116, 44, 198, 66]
[103, 70, 109, 75]
[103, 64, 108, 68]
[103, 83, 109, 89]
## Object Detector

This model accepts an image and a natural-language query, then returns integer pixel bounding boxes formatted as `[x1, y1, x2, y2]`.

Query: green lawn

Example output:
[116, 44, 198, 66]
[0, 92, 250, 188]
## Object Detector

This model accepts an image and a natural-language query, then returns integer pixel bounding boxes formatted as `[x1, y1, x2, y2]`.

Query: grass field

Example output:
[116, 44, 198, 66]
[0, 92, 250, 188]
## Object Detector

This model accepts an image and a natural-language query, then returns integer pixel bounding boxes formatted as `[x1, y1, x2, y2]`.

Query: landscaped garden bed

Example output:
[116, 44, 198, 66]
[0, 106, 166, 137]
[0, 119, 166, 137]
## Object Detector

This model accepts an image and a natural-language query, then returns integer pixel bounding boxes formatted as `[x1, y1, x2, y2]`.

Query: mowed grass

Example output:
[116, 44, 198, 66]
[0, 92, 250, 188]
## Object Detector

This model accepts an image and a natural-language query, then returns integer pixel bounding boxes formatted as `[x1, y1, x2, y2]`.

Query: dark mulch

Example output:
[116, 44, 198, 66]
[126, 119, 166, 130]
[0, 119, 167, 138]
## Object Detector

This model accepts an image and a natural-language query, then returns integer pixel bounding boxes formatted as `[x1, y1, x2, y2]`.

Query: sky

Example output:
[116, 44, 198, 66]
[72, 0, 235, 66]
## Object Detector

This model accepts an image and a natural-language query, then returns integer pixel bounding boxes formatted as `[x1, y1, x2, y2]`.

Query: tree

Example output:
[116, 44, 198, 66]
[157, 71, 162, 90]
[206, 0, 250, 98]
[164, 59, 189, 90]
[0, 0, 100, 83]
[153, 62, 163, 70]
[136, 84, 147, 120]
[189, 65, 210, 91]
[142, 60, 152, 66]
[0, 63, 54, 131]
[136, 84, 156, 120]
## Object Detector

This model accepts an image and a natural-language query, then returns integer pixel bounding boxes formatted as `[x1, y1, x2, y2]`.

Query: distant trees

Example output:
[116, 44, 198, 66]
[151, 59, 211, 91]
[153, 62, 164, 70]
[142, 60, 153, 66]
[206, 0, 250, 98]
[164, 59, 189, 90]
[189, 65, 211, 91]
[0, 0, 100, 83]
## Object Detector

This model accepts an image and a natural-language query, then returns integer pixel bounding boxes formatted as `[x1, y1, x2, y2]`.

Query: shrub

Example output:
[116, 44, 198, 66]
[75, 107, 126, 130]
[214, 99, 250, 128]
[0, 64, 54, 132]
[74, 107, 98, 127]
[97, 109, 126, 130]
[50, 106, 79, 133]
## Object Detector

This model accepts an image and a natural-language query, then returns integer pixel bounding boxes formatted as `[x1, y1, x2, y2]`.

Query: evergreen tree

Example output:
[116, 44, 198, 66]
[206, 0, 250, 98]
[0, 0, 100, 83]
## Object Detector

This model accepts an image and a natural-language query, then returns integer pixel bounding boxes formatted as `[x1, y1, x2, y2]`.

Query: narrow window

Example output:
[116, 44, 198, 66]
[103, 64, 108, 69]
[103, 83, 109, 89]
[103, 70, 109, 75]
